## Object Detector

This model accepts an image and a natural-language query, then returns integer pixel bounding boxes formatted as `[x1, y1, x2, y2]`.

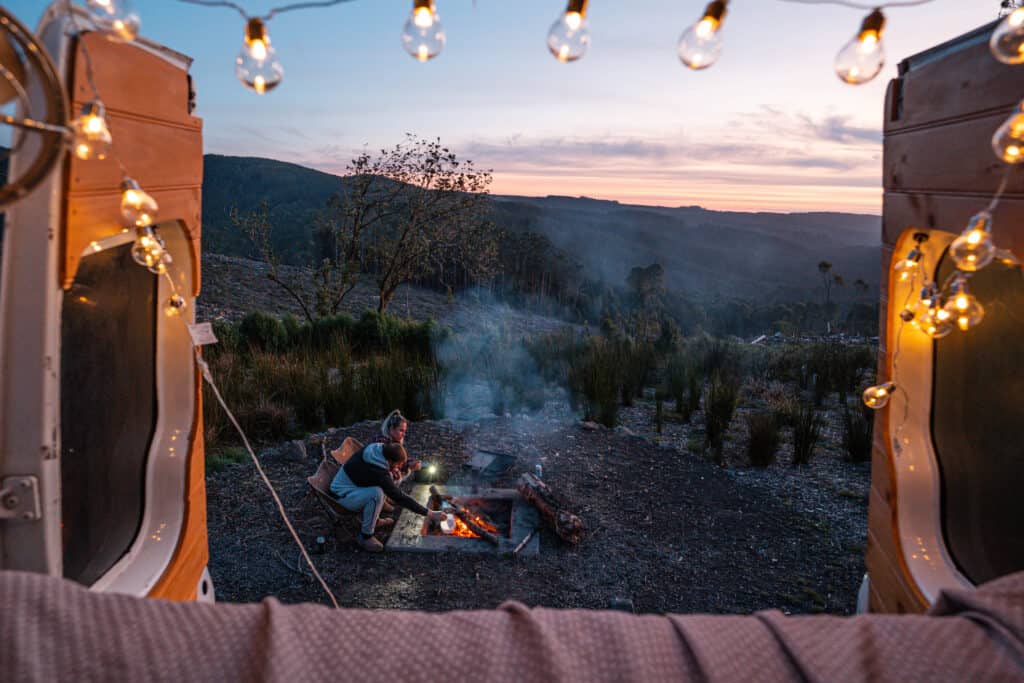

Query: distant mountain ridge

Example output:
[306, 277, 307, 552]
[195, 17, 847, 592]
[202, 154, 881, 301]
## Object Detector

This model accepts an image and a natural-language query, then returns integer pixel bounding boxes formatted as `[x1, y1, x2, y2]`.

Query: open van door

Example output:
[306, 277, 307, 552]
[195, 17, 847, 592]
[0, 3, 210, 602]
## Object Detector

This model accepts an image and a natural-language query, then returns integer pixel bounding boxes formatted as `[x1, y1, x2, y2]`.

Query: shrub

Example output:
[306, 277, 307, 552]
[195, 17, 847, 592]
[842, 401, 874, 463]
[665, 354, 688, 416]
[685, 371, 702, 422]
[238, 311, 287, 351]
[704, 374, 739, 464]
[768, 394, 798, 428]
[791, 403, 823, 466]
[235, 399, 293, 442]
[745, 411, 780, 467]
[655, 390, 665, 433]
[567, 339, 620, 427]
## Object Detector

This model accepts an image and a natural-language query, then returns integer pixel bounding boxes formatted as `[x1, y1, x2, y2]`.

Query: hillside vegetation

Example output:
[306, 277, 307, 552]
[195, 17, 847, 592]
[202, 154, 880, 304]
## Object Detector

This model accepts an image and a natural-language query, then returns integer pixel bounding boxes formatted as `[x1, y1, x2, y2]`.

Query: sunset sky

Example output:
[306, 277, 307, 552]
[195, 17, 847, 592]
[14, 1, 1003, 213]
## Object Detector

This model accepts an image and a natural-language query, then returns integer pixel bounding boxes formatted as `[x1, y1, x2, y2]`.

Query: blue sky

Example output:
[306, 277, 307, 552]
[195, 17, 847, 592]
[11, 1, 1003, 212]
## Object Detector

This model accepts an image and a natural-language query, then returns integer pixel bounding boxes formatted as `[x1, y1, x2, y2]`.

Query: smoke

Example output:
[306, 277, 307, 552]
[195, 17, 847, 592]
[433, 289, 572, 428]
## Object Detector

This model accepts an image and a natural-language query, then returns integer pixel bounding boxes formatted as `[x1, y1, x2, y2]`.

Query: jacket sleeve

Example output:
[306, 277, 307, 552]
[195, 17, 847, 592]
[377, 471, 428, 516]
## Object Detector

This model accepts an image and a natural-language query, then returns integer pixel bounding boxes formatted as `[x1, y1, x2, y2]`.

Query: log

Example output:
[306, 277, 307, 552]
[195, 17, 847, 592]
[516, 473, 585, 545]
[429, 486, 501, 546]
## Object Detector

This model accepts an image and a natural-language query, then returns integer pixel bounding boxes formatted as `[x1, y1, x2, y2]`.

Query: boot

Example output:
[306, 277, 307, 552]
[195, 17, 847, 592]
[357, 535, 384, 553]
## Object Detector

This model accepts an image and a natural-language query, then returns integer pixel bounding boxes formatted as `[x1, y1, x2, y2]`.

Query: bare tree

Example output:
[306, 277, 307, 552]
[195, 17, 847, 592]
[233, 135, 497, 320]
[361, 135, 496, 313]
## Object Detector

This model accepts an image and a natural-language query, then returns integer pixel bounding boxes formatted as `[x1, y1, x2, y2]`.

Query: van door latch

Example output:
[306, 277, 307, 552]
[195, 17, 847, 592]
[0, 476, 41, 521]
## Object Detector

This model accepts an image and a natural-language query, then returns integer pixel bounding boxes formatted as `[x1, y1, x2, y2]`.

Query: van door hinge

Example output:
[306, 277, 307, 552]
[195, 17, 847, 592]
[0, 476, 41, 521]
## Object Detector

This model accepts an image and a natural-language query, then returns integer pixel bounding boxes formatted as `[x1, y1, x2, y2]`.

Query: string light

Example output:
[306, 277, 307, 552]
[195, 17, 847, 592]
[677, 0, 728, 70]
[863, 381, 895, 410]
[547, 0, 590, 63]
[835, 8, 885, 85]
[85, 0, 140, 42]
[236, 18, 283, 93]
[401, 0, 445, 62]
[991, 6, 1024, 64]
[131, 225, 164, 271]
[892, 246, 922, 282]
[70, 100, 112, 161]
[992, 99, 1024, 163]
[120, 177, 159, 227]
[165, 294, 187, 316]
[944, 277, 985, 332]
[949, 211, 996, 272]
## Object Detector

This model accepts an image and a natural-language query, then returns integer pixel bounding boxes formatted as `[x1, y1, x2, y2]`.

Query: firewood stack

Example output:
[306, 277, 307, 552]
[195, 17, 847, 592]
[517, 473, 585, 545]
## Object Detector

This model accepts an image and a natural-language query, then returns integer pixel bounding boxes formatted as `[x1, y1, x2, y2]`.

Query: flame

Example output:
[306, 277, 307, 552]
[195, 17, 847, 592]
[449, 512, 498, 538]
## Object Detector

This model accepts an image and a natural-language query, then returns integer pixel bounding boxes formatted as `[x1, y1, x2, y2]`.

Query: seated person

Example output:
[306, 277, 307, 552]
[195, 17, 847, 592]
[330, 440, 444, 553]
[376, 409, 422, 511]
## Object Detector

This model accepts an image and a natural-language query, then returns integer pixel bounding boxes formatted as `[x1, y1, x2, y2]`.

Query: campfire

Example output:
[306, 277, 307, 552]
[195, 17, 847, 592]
[387, 484, 541, 556]
[425, 487, 509, 543]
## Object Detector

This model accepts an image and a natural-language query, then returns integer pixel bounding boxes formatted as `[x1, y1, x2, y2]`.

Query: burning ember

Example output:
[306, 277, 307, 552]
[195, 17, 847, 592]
[445, 508, 498, 538]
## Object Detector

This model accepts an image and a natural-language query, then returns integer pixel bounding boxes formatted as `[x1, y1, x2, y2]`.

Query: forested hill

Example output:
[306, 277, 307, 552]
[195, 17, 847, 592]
[202, 153, 881, 300]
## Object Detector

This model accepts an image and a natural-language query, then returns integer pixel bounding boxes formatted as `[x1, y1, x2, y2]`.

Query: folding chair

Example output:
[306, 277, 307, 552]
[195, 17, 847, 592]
[305, 437, 365, 538]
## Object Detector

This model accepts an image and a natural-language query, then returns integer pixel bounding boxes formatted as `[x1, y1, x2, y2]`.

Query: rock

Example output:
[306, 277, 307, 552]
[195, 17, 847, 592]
[580, 421, 600, 431]
[283, 439, 307, 462]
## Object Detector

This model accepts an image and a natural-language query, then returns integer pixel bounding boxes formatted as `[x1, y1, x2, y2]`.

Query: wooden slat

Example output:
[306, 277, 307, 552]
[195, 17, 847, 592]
[882, 192, 1024, 257]
[67, 115, 202, 194]
[883, 113, 1024, 195]
[885, 26, 1024, 134]
[73, 33, 196, 128]
[64, 189, 202, 295]
[63, 32, 203, 295]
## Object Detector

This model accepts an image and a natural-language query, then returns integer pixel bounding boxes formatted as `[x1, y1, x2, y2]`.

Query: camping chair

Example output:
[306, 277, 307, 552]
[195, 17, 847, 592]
[306, 437, 364, 537]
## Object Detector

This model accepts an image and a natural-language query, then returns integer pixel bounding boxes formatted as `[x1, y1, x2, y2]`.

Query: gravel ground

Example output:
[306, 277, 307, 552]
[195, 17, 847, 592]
[206, 399, 868, 616]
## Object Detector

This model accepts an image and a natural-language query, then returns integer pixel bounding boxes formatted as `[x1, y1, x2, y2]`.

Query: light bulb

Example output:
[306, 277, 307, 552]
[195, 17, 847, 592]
[120, 177, 158, 227]
[892, 246, 921, 282]
[862, 382, 895, 410]
[991, 8, 1024, 64]
[165, 295, 187, 316]
[149, 249, 173, 276]
[677, 0, 728, 70]
[131, 225, 164, 270]
[944, 278, 985, 332]
[86, 0, 140, 42]
[917, 304, 954, 339]
[547, 0, 590, 63]
[70, 100, 112, 161]
[835, 9, 885, 85]
[909, 282, 938, 329]
[949, 211, 996, 272]
[402, 0, 445, 62]
[236, 18, 284, 94]
[992, 100, 1024, 164]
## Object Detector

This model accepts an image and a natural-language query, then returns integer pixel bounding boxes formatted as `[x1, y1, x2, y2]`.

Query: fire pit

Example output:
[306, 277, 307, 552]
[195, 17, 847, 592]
[386, 485, 540, 556]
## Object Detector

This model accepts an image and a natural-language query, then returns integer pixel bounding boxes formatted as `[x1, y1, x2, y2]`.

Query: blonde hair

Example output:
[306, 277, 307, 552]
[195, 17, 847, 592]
[381, 409, 408, 439]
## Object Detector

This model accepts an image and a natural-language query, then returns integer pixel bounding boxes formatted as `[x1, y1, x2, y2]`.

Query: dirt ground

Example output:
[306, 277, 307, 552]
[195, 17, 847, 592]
[206, 408, 868, 616]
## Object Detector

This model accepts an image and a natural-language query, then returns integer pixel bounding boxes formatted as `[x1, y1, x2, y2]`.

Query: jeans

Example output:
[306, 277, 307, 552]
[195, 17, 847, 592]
[338, 486, 384, 536]
[332, 468, 384, 536]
